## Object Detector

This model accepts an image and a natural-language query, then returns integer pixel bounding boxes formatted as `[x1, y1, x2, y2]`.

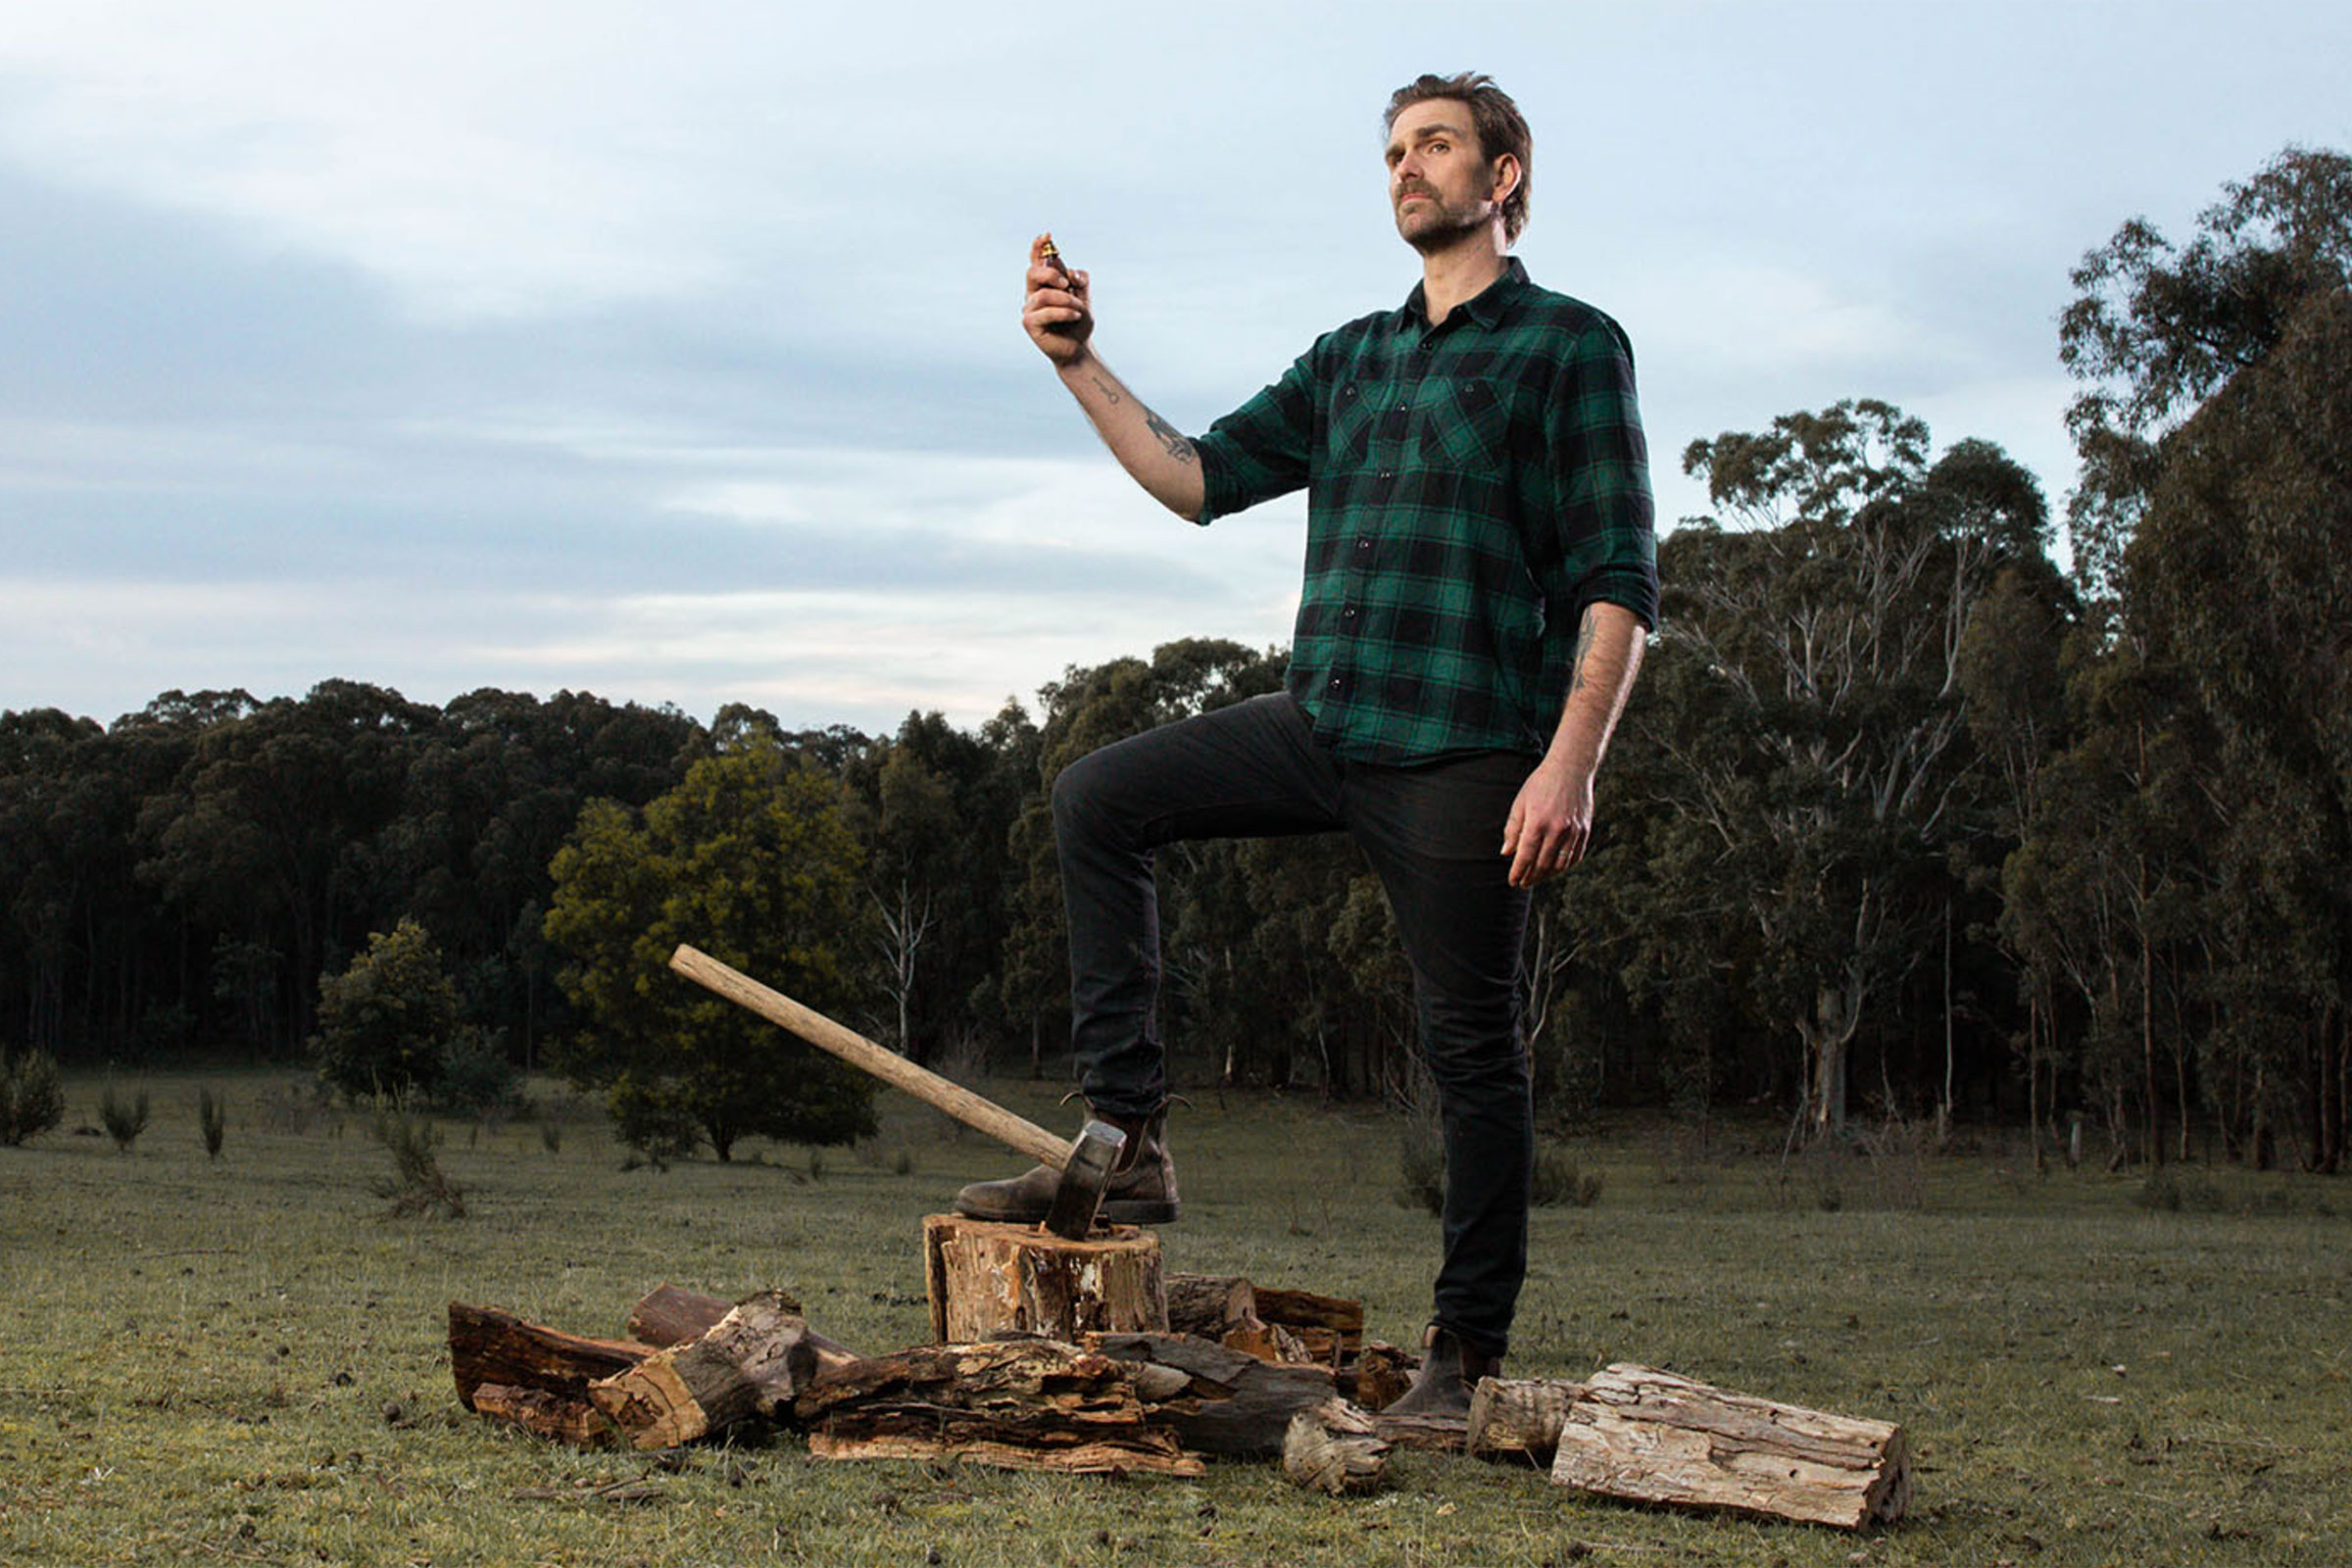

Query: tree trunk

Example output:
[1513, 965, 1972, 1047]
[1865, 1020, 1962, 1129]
[923, 1214, 1166, 1345]
[1548, 1363, 1910, 1530]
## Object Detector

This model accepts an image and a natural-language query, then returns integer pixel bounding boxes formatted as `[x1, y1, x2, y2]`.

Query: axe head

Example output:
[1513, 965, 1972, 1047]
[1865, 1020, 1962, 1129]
[1042, 1119, 1128, 1241]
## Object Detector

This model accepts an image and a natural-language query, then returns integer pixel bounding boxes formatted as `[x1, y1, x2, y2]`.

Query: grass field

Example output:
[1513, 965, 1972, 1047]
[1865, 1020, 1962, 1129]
[2, 1070, 2347, 1567]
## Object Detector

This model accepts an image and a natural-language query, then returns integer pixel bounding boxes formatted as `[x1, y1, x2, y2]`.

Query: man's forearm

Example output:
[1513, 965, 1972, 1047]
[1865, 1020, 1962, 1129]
[1543, 601, 1646, 778]
[1057, 352, 1207, 520]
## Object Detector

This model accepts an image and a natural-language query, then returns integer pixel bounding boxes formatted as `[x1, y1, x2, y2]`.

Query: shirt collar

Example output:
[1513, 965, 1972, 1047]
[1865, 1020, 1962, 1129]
[1397, 255, 1531, 331]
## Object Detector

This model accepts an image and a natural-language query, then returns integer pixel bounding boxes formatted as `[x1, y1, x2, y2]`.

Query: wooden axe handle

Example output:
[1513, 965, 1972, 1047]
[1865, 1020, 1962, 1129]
[669, 944, 1069, 1170]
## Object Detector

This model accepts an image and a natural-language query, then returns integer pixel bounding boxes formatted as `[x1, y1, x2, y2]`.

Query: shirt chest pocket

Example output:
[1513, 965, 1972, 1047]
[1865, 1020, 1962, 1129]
[1325, 381, 1377, 468]
[1421, 376, 1509, 472]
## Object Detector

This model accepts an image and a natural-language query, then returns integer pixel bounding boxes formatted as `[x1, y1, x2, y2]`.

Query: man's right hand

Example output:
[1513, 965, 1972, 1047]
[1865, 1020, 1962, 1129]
[1023, 232, 1093, 364]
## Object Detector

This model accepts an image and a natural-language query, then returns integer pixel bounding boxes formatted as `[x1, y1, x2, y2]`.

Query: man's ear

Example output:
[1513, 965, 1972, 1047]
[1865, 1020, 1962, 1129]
[1490, 154, 1522, 208]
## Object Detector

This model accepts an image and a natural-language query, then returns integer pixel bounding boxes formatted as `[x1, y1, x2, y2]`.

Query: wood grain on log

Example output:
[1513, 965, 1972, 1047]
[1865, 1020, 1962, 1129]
[1163, 1273, 1259, 1341]
[1548, 1363, 1911, 1529]
[1373, 1409, 1469, 1452]
[1467, 1377, 1583, 1466]
[468, 1383, 612, 1447]
[589, 1291, 818, 1450]
[620, 1285, 860, 1372]
[1342, 1341, 1415, 1412]
[922, 1214, 1165, 1345]
[447, 1301, 648, 1410]
[796, 1339, 1194, 1473]
[1088, 1332, 1337, 1458]
[1283, 1397, 1391, 1495]
[624, 1283, 732, 1348]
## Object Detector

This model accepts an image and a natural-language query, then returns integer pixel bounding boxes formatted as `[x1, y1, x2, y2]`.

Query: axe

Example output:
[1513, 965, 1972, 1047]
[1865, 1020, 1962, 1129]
[668, 945, 1125, 1241]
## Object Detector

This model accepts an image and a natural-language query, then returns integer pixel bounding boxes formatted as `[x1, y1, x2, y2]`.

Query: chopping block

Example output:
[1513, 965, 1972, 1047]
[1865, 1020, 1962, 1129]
[923, 1213, 1168, 1346]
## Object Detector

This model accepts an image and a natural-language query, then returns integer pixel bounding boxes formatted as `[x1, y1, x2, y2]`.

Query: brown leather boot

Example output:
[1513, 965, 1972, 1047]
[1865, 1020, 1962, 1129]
[952, 1106, 1179, 1226]
[1380, 1322, 1502, 1419]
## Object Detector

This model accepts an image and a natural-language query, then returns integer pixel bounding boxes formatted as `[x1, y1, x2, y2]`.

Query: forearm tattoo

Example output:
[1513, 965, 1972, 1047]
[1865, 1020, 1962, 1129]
[1089, 373, 1123, 406]
[1568, 605, 1598, 696]
[1144, 409, 1198, 466]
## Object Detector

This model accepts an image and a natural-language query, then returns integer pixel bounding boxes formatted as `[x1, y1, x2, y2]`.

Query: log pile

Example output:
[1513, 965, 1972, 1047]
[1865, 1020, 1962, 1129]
[451, 1261, 1911, 1528]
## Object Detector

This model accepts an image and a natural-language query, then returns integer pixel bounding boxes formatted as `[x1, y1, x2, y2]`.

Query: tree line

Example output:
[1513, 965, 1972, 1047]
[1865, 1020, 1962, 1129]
[3, 149, 2345, 1169]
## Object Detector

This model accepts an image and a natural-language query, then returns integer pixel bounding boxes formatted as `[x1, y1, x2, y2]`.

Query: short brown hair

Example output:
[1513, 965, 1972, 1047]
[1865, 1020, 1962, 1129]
[1384, 72, 1532, 243]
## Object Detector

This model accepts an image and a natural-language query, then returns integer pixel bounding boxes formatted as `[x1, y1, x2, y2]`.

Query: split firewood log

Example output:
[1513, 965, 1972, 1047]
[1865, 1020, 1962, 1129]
[588, 1291, 823, 1450]
[1283, 1397, 1391, 1494]
[795, 1339, 1200, 1476]
[1467, 1377, 1583, 1466]
[1088, 1332, 1339, 1458]
[448, 1302, 648, 1409]
[1548, 1363, 1911, 1529]
[621, 1284, 860, 1370]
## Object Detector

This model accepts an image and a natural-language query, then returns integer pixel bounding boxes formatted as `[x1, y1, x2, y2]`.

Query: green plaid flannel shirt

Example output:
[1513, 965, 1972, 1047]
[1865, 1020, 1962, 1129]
[1194, 258, 1657, 763]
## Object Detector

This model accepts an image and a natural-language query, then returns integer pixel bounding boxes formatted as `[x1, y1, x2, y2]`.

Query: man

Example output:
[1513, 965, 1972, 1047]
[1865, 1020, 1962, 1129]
[956, 72, 1656, 1415]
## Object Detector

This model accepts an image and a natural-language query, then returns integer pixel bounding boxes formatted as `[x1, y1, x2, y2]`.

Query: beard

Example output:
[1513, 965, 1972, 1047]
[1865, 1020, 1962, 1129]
[1394, 185, 1493, 254]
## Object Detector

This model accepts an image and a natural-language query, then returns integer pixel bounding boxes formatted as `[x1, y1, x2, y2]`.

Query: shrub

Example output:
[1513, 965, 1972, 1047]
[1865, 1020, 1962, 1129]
[1, 1051, 68, 1147]
[1531, 1146, 1603, 1207]
[313, 919, 464, 1102]
[98, 1083, 152, 1152]
[609, 1072, 701, 1170]
[1394, 1114, 1446, 1215]
[369, 1100, 466, 1219]
[197, 1087, 226, 1159]
[429, 1026, 522, 1119]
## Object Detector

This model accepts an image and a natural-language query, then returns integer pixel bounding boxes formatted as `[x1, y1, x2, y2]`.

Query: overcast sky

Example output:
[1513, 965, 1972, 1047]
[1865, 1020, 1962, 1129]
[4, 2, 2346, 733]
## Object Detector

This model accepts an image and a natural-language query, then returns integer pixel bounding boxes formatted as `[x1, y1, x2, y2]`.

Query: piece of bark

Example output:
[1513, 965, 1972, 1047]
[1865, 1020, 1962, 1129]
[1088, 1332, 1339, 1458]
[620, 1284, 861, 1372]
[469, 1382, 613, 1447]
[589, 1291, 819, 1450]
[923, 1214, 1166, 1345]
[796, 1339, 1197, 1474]
[1164, 1273, 1260, 1340]
[1284, 1397, 1391, 1494]
[1342, 1341, 1416, 1412]
[448, 1301, 649, 1410]
[1468, 1377, 1583, 1466]
[1548, 1363, 1911, 1530]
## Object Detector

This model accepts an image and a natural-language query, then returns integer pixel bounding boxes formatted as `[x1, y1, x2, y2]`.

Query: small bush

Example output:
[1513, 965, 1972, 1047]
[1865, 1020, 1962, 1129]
[369, 1100, 466, 1218]
[610, 1072, 700, 1170]
[1, 1051, 68, 1147]
[1531, 1146, 1603, 1207]
[1394, 1115, 1446, 1215]
[98, 1083, 152, 1152]
[537, 1119, 563, 1153]
[430, 1026, 522, 1119]
[197, 1087, 226, 1158]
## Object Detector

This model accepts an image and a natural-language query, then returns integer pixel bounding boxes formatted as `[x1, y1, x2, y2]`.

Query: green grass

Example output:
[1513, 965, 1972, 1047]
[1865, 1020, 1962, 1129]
[2, 1072, 2348, 1566]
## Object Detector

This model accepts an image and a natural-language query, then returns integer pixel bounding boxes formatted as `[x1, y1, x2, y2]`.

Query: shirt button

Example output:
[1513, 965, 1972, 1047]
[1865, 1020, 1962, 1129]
[1378, 469, 1393, 480]
[1327, 677, 1343, 692]
[1355, 537, 1371, 551]
[1343, 606, 1357, 619]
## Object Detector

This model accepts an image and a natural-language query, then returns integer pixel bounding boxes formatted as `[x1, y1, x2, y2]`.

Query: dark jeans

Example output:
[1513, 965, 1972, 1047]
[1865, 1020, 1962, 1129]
[1052, 692, 1536, 1356]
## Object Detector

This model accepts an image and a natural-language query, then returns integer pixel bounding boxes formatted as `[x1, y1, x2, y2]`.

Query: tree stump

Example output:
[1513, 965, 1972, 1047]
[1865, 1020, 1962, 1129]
[1548, 1363, 1912, 1529]
[922, 1214, 1166, 1345]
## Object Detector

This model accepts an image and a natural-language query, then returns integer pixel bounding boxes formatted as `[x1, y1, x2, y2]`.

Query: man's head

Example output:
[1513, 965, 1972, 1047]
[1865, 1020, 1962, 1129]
[1382, 73, 1531, 250]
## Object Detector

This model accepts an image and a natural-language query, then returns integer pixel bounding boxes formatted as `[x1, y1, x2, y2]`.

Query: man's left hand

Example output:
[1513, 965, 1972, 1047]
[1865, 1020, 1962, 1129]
[1500, 759, 1594, 888]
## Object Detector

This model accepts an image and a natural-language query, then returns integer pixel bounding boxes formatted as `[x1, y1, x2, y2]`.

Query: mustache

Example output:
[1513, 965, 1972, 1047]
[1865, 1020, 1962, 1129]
[1396, 182, 1437, 204]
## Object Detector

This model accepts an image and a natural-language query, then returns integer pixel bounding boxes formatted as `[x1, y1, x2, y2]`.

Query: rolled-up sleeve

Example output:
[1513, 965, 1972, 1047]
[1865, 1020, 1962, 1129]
[1547, 318, 1660, 630]
[1192, 350, 1319, 526]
